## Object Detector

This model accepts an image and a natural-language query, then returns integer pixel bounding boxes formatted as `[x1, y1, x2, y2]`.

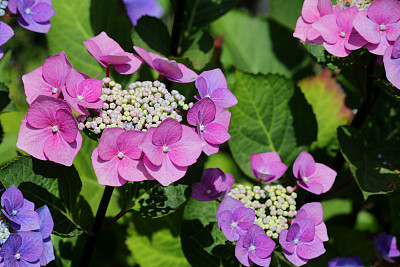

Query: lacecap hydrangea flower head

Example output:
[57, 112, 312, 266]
[17, 31, 237, 188]
[193, 150, 336, 266]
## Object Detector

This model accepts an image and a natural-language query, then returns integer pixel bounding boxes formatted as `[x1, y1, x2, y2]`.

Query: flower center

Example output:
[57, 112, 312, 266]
[206, 189, 211, 194]
[24, 7, 31, 15]
[249, 245, 256, 252]
[14, 253, 21, 260]
[380, 24, 386, 31]
[199, 125, 205, 132]
[231, 222, 238, 228]
[11, 210, 17, 216]
[340, 31, 346, 38]
[52, 87, 58, 94]
[117, 152, 124, 159]
[77, 95, 84, 101]
[52, 125, 59, 133]
[294, 238, 299, 245]
[302, 177, 308, 183]
[162, 146, 168, 153]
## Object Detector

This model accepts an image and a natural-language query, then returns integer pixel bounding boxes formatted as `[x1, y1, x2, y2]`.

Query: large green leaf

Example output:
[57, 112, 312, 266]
[229, 71, 317, 177]
[338, 126, 400, 199]
[0, 112, 24, 166]
[269, 0, 303, 30]
[181, 30, 214, 71]
[47, 0, 103, 76]
[210, 11, 311, 76]
[0, 156, 92, 236]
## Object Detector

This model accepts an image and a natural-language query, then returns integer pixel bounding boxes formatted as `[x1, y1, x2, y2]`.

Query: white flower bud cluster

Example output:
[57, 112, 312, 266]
[227, 184, 297, 239]
[336, 0, 372, 10]
[0, 220, 10, 244]
[0, 1, 8, 16]
[82, 79, 193, 133]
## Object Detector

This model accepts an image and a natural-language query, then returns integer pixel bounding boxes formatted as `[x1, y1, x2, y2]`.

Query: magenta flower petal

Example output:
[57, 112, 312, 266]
[297, 181, 324, 194]
[367, 0, 400, 25]
[296, 202, 323, 225]
[153, 59, 183, 79]
[214, 107, 231, 128]
[315, 223, 329, 242]
[31, 2, 55, 23]
[78, 79, 103, 102]
[297, 236, 325, 260]
[123, 0, 164, 26]
[56, 109, 78, 143]
[152, 117, 182, 146]
[366, 34, 393, 55]
[384, 44, 400, 89]
[107, 52, 143, 75]
[191, 168, 234, 201]
[203, 123, 230, 144]
[313, 14, 339, 44]
[293, 151, 316, 178]
[293, 17, 312, 42]
[210, 88, 238, 109]
[117, 130, 145, 160]
[118, 156, 152, 182]
[43, 131, 82, 166]
[17, 0, 53, 33]
[386, 21, 400, 41]
[250, 152, 288, 183]
[139, 127, 164, 166]
[301, 0, 319, 24]
[17, 119, 49, 161]
[42, 51, 72, 91]
[22, 67, 58, 104]
[143, 155, 187, 186]
[98, 127, 125, 161]
[329, 256, 364, 267]
[168, 125, 205, 166]
[133, 46, 156, 69]
[353, 11, 380, 44]
[92, 148, 127, 186]
[309, 163, 336, 193]
[187, 97, 216, 126]
[216, 196, 244, 219]
[0, 21, 14, 47]
[65, 69, 84, 98]
[99, 54, 131, 65]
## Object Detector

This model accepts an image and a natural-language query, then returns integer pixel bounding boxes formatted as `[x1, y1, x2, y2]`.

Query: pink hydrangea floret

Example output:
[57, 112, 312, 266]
[250, 151, 287, 183]
[192, 168, 234, 201]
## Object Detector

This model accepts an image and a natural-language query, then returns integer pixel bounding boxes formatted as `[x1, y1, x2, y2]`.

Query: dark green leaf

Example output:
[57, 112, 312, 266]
[269, 0, 303, 29]
[229, 71, 317, 177]
[181, 30, 214, 70]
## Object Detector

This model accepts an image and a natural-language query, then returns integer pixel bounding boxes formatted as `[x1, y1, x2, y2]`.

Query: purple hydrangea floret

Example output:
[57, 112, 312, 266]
[0, 232, 44, 266]
[235, 224, 276, 267]
[123, 0, 164, 26]
[250, 152, 287, 183]
[295, 202, 328, 242]
[218, 207, 255, 242]
[14, 0, 56, 33]
[328, 256, 363, 267]
[192, 168, 234, 201]
[1, 185, 40, 232]
[375, 232, 400, 263]
[0, 21, 14, 60]
[36, 205, 55, 265]
[383, 35, 400, 89]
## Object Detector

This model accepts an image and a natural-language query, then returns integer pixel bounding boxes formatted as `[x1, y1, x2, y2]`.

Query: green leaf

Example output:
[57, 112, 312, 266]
[47, 0, 103, 77]
[355, 210, 380, 233]
[210, 11, 311, 76]
[181, 30, 214, 71]
[126, 211, 190, 267]
[0, 112, 24, 166]
[132, 16, 171, 56]
[338, 126, 400, 199]
[269, 0, 303, 30]
[229, 71, 317, 177]
[0, 156, 91, 236]
[321, 199, 352, 221]
[298, 70, 353, 153]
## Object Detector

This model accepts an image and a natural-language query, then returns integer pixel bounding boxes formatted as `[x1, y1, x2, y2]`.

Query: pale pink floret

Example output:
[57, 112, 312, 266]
[63, 69, 103, 115]
[295, 202, 328, 242]
[353, 0, 400, 55]
[84, 32, 142, 74]
[91, 127, 153, 187]
[139, 118, 205, 186]
[313, 6, 367, 57]
[133, 46, 198, 83]
[22, 52, 73, 104]
[250, 152, 287, 183]
[16, 96, 82, 166]
[383, 35, 400, 89]
[293, 151, 336, 195]
[293, 0, 340, 44]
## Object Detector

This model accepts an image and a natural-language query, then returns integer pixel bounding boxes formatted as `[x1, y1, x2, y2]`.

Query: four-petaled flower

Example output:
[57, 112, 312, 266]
[139, 118, 205, 186]
[134, 46, 198, 83]
[84, 32, 143, 75]
[92, 127, 153, 186]
[0, 232, 43, 266]
[235, 224, 276, 267]
[250, 152, 287, 183]
[192, 168, 234, 201]
[17, 95, 83, 166]
[293, 151, 336, 195]
[0, 21, 14, 60]
[295, 202, 328, 242]
[187, 97, 231, 155]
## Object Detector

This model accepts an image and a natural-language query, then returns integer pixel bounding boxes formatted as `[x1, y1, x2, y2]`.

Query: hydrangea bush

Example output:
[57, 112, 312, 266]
[0, 0, 400, 266]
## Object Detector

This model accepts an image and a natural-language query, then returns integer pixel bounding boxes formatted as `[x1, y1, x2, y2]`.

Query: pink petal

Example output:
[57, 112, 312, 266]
[169, 62, 198, 83]
[168, 125, 205, 166]
[383, 46, 400, 89]
[133, 46, 157, 69]
[313, 14, 340, 44]
[99, 55, 130, 65]
[337, 6, 358, 33]
[296, 236, 325, 260]
[56, 109, 78, 143]
[213, 107, 231, 129]
[84, 32, 125, 66]
[143, 155, 187, 186]
[386, 21, 400, 41]
[111, 52, 143, 75]
[63, 90, 88, 115]
[43, 131, 82, 166]
[118, 156, 153, 182]
[210, 88, 238, 108]
[367, 0, 400, 25]
[78, 79, 103, 102]
[26, 95, 71, 128]
[293, 151, 316, 178]
[42, 52, 73, 90]
[203, 123, 230, 144]
[324, 37, 351, 57]
[345, 30, 367, 51]
[92, 148, 127, 186]
[153, 58, 183, 79]
[301, 0, 319, 24]
[284, 247, 309, 266]
[79, 99, 103, 110]
[0, 21, 14, 46]
[31, 2, 55, 23]
[139, 127, 164, 166]
[196, 69, 227, 97]
[22, 67, 58, 104]
[353, 11, 380, 44]
[202, 142, 219, 156]
[297, 180, 324, 194]
[117, 130, 145, 160]
[65, 68, 85, 98]
[315, 222, 329, 242]
[297, 202, 323, 225]
[366, 34, 393, 55]
[235, 236, 252, 267]
[187, 97, 216, 126]
[294, 17, 313, 42]
[152, 117, 182, 146]
[195, 76, 208, 98]
[309, 163, 336, 193]
[98, 127, 124, 161]
[16, 118, 49, 161]
[317, 0, 333, 17]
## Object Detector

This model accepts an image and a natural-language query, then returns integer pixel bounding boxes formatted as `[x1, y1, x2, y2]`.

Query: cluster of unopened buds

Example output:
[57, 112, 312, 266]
[16, 31, 237, 188]
[294, 0, 400, 90]
[192, 151, 336, 266]
[0, 185, 54, 266]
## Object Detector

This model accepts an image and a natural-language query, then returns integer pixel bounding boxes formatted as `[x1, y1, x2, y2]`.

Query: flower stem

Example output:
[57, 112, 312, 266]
[3, 14, 19, 17]
[106, 66, 110, 78]
[79, 185, 114, 267]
